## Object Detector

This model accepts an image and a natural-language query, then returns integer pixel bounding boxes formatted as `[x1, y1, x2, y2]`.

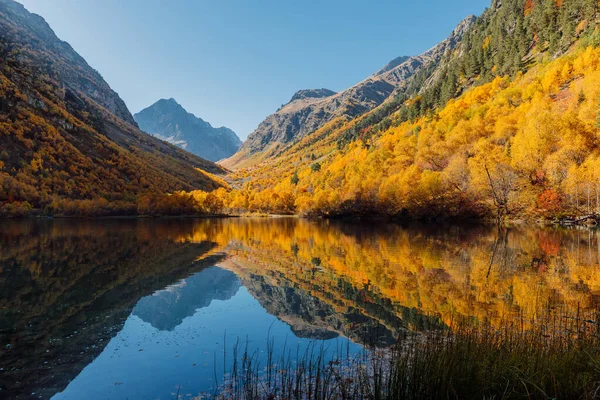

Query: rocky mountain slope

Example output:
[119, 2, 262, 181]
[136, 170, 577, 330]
[223, 16, 475, 168]
[0, 0, 226, 216]
[134, 98, 241, 162]
[0, 0, 136, 126]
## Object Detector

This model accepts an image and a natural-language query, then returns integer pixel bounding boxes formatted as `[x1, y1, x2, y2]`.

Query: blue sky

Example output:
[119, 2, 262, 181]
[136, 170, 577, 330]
[19, 0, 490, 139]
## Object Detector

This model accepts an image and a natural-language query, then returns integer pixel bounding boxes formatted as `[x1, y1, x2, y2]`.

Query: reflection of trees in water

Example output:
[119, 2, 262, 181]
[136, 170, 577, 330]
[206, 219, 600, 329]
[0, 220, 224, 400]
[2, 219, 600, 399]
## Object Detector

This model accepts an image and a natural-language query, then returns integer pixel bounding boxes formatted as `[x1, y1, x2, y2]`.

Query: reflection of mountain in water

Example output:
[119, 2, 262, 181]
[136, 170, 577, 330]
[6, 218, 597, 400]
[244, 275, 341, 340]
[229, 259, 443, 347]
[242, 274, 399, 344]
[0, 220, 225, 400]
[133, 267, 241, 331]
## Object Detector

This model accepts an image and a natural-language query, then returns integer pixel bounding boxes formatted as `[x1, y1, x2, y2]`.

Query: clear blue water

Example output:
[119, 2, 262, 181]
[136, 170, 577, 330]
[51, 267, 361, 400]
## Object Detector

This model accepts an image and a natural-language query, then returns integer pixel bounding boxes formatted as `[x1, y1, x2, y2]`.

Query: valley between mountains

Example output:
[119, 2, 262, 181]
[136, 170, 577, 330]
[2, 0, 600, 223]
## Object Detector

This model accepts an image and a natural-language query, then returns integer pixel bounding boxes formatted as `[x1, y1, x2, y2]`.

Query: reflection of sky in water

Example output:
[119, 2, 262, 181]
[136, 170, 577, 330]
[52, 267, 361, 400]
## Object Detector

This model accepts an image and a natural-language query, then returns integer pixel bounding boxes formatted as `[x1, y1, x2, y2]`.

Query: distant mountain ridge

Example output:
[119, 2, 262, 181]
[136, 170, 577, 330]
[289, 88, 336, 103]
[223, 16, 475, 168]
[134, 98, 241, 162]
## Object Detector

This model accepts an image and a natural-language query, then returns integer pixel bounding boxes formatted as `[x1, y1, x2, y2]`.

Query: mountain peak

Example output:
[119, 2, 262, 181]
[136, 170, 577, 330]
[289, 88, 336, 103]
[154, 97, 185, 110]
[453, 15, 477, 37]
[134, 99, 241, 162]
[374, 56, 411, 76]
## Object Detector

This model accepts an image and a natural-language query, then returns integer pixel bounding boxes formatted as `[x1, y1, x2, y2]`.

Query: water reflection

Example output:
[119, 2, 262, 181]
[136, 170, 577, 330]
[132, 267, 240, 331]
[0, 219, 599, 399]
[54, 267, 360, 400]
[0, 220, 225, 399]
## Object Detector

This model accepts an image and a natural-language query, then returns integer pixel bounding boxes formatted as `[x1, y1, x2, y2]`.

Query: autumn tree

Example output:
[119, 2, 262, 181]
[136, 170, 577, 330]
[597, 94, 600, 127]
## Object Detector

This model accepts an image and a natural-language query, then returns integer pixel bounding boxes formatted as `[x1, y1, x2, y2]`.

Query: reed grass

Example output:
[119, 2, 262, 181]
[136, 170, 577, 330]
[211, 307, 600, 399]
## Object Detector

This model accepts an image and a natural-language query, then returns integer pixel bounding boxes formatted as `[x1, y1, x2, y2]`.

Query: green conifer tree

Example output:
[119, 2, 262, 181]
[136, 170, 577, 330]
[291, 172, 299, 186]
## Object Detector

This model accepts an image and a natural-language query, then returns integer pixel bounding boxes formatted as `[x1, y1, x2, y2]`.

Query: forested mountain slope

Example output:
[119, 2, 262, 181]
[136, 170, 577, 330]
[0, 0, 226, 216]
[204, 0, 600, 221]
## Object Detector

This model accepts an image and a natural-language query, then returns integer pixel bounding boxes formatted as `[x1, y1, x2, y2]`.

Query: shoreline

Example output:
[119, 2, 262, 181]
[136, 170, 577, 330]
[1, 213, 598, 229]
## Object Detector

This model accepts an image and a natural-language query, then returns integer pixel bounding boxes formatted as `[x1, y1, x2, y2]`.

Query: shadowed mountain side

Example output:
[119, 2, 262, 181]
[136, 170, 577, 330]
[0, 220, 226, 400]
[0, 0, 135, 125]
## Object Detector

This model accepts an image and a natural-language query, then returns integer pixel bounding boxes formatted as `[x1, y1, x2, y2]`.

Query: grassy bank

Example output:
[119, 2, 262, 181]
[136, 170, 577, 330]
[211, 308, 600, 399]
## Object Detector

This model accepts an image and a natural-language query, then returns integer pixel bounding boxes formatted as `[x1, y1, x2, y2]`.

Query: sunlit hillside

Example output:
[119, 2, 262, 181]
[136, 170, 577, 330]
[235, 45, 600, 219]
[177, 0, 600, 221]
[198, 41, 600, 220]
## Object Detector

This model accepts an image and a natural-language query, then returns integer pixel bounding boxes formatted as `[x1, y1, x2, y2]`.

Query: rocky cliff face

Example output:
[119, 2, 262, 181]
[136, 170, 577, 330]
[289, 88, 337, 102]
[134, 98, 241, 162]
[232, 88, 338, 156]
[225, 16, 476, 167]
